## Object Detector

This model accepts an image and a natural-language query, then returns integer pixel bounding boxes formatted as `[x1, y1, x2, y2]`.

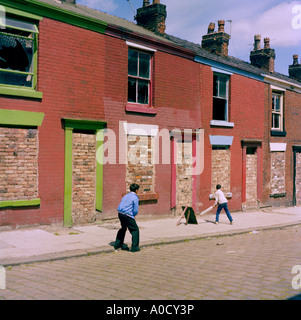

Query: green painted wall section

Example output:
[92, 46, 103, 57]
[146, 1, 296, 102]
[63, 127, 73, 227]
[96, 129, 104, 212]
[0, 109, 44, 127]
[0, 199, 40, 208]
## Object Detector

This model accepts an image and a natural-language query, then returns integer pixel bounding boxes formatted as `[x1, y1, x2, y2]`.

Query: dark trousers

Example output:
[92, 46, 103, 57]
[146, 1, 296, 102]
[215, 203, 233, 222]
[115, 213, 140, 251]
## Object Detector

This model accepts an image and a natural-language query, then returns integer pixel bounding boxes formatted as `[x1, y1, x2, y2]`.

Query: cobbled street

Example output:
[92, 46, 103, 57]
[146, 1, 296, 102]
[1, 225, 301, 300]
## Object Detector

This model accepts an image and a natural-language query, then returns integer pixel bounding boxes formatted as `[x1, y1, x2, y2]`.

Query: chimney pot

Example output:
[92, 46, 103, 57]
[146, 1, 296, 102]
[218, 20, 225, 32]
[264, 37, 270, 49]
[143, 0, 150, 6]
[153, 0, 160, 3]
[207, 22, 215, 34]
[293, 54, 299, 65]
[254, 34, 261, 50]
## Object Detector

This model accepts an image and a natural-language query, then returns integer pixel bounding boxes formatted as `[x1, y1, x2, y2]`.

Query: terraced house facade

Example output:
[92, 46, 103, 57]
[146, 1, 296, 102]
[0, 0, 300, 228]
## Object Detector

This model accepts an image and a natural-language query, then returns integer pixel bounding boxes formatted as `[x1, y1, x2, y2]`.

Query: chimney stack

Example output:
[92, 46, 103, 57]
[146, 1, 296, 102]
[201, 20, 231, 57]
[289, 54, 301, 82]
[136, 0, 167, 35]
[250, 35, 275, 73]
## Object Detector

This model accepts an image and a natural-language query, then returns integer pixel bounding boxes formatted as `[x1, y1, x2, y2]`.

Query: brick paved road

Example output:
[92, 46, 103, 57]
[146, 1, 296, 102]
[1, 225, 301, 300]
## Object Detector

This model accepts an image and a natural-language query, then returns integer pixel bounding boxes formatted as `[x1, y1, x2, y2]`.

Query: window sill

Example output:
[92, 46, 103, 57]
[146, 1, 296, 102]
[210, 120, 234, 128]
[138, 193, 159, 201]
[271, 130, 287, 137]
[0, 87, 43, 99]
[270, 193, 286, 198]
[126, 104, 157, 115]
[0, 198, 41, 209]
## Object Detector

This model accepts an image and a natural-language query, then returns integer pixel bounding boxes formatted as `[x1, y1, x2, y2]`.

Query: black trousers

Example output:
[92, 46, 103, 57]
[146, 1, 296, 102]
[115, 213, 140, 251]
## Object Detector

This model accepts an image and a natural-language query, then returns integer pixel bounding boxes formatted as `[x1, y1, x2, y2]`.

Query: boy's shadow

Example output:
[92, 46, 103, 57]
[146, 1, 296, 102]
[204, 219, 228, 225]
[204, 219, 215, 224]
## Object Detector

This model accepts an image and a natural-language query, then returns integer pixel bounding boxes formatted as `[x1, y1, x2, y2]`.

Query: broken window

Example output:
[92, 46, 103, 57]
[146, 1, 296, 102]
[0, 17, 38, 88]
[128, 49, 151, 105]
[213, 73, 229, 121]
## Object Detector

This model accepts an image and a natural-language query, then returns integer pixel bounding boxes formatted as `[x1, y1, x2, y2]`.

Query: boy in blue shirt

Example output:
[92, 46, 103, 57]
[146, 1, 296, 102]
[114, 183, 140, 252]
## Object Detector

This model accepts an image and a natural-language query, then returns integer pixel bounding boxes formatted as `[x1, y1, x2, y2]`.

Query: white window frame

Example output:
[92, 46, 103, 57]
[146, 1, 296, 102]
[212, 72, 230, 122]
[271, 89, 284, 131]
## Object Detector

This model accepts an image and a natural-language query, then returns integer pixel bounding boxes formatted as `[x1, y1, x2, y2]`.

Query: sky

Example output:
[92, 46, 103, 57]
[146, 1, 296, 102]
[77, 0, 301, 76]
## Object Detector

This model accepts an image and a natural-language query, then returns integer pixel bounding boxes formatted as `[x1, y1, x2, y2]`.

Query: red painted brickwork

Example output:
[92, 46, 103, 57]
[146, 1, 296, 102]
[199, 65, 265, 212]
[1, 14, 283, 226]
[0, 18, 106, 227]
[262, 87, 301, 207]
[102, 40, 202, 218]
[0, 17, 203, 226]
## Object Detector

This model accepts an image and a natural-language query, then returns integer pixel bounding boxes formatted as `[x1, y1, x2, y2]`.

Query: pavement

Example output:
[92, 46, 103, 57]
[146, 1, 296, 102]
[0, 206, 301, 266]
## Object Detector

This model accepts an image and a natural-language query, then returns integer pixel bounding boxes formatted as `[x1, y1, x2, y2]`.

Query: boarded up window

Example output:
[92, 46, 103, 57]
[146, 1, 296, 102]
[0, 127, 38, 201]
[126, 135, 155, 194]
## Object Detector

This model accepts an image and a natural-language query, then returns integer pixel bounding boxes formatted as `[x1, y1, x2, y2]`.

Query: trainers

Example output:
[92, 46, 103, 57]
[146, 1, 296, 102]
[114, 244, 130, 251]
[214, 221, 219, 224]
[230, 221, 234, 225]
[121, 244, 130, 251]
[131, 247, 141, 252]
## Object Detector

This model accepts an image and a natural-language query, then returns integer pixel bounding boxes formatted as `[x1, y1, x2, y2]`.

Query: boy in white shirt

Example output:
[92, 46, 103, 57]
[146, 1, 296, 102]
[214, 184, 233, 225]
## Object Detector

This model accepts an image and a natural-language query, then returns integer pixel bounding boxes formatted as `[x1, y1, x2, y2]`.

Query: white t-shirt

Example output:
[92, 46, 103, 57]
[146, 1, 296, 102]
[215, 189, 228, 205]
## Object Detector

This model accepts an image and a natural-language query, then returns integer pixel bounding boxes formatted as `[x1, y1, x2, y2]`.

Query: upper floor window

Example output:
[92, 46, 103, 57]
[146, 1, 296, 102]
[213, 73, 229, 121]
[128, 48, 151, 105]
[272, 91, 284, 131]
[0, 17, 38, 89]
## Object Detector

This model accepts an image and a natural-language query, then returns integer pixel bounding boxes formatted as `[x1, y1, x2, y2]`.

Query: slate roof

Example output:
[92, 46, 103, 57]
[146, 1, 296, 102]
[165, 34, 301, 87]
[36, 0, 174, 44]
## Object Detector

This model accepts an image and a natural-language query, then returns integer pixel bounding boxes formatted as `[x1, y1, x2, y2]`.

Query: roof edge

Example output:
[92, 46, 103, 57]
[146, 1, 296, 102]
[0, 0, 107, 33]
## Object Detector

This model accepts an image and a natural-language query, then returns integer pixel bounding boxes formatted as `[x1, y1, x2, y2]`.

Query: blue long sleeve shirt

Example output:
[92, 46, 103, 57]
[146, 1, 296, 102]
[117, 192, 139, 219]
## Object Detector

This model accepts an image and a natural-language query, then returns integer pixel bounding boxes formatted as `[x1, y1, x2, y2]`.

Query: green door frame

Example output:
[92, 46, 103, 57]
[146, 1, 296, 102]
[63, 118, 106, 226]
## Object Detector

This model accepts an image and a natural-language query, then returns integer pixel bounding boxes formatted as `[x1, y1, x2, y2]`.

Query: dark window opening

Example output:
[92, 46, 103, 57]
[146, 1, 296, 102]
[212, 146, 229, 150]
[127, 48, 151, 105]
[213, 73, 229, 121]
[213, 97, 227, 120]
[0, 17, 37, 88]
[246, 147, 257, 155]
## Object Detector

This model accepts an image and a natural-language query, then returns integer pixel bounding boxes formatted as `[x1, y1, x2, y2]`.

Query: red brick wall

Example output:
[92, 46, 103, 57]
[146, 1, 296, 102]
[102, 39, 202, 218]
[1, 15, 279, 226]
[0, 18, 106, 226]
[199, 65, 265, 212]
[0, 18, 203, 225]
[262, 86, 301, 207]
